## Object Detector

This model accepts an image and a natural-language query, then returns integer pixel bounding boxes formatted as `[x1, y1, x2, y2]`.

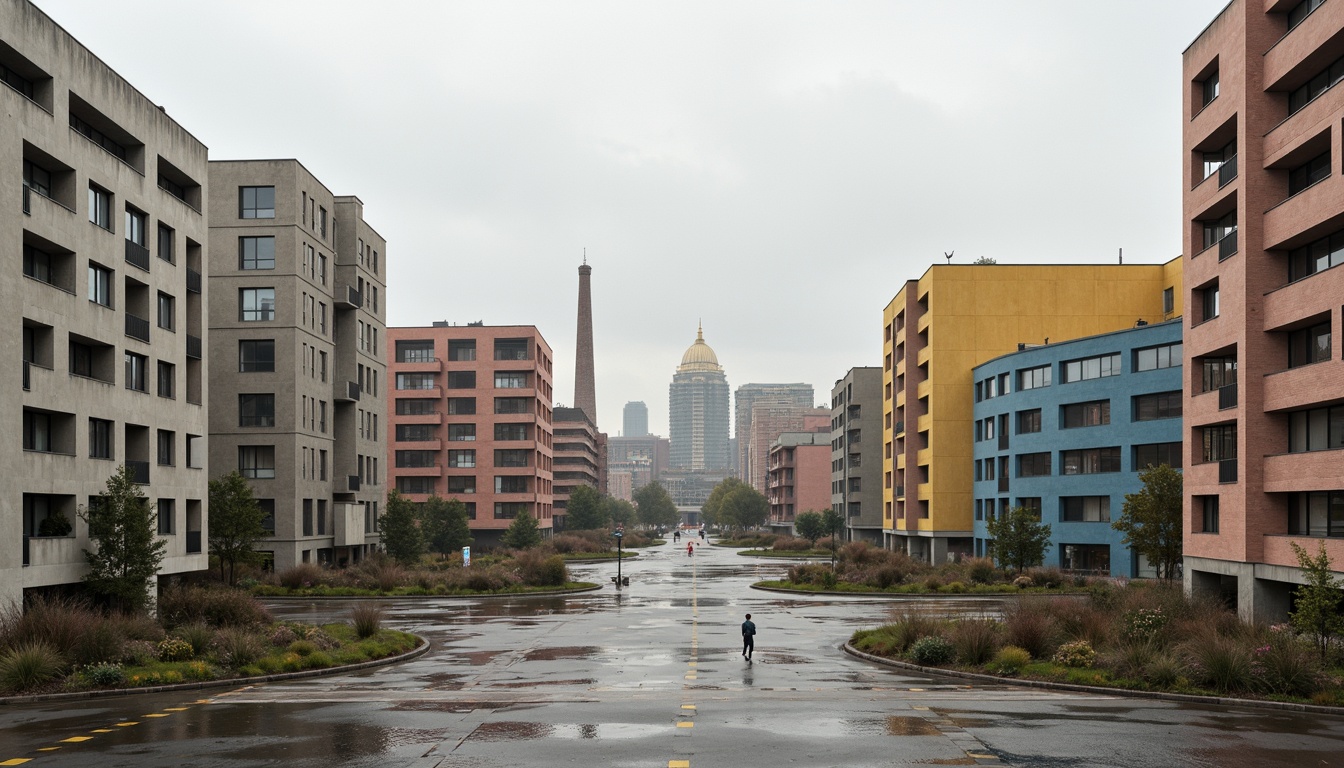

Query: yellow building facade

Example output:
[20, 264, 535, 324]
[881, 261, 1183, 562]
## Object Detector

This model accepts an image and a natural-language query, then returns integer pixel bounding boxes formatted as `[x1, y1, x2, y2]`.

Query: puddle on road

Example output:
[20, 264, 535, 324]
[523, 646, 600, 662]
[469, 721, 554, 741]
[391, 701, 526, 712]
[755, 653, 811, 664]
[886, 716, 941, 736]
[488, 678, 597, 688]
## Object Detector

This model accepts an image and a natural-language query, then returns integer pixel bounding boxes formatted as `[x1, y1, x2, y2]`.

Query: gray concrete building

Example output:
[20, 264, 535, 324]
[207, 160, 386, 571]
[669, 324, 730, 471]
[4, 0, 209, 607]
[733, 382, 814, 486]
[622, 401, 648, 437]
[831, 367, 882, 544]
[553, 406, 600, 530]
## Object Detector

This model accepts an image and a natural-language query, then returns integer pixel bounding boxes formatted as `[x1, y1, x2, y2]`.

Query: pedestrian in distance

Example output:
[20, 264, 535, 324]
[742, 613, 756, 661]
[687, 541, 694, 557]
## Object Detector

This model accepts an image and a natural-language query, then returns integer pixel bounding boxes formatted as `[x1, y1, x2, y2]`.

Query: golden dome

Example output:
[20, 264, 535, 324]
[678, 323, 721, 372]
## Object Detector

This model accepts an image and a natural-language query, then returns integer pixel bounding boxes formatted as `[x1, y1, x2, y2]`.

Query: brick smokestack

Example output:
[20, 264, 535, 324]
[574, 261, 597, 426]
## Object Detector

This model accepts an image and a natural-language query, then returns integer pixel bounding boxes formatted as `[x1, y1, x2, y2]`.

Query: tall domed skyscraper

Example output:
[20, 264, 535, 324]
[669, 323, 731, 470]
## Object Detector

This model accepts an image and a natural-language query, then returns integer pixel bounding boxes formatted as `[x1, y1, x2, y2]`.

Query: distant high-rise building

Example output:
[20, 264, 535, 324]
[746, 402, 828, 493]
[734, 383, 813, 484]
[832, 368, 883, 544]
[669, 324, 730, 470]
[623, 401, 649, 437]
[573, 261, 597, 426]
[553, 406, 601, 530]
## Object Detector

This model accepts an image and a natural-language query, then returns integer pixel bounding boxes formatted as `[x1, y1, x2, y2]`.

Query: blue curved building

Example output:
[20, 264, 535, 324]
[971, 320, 1183, 577]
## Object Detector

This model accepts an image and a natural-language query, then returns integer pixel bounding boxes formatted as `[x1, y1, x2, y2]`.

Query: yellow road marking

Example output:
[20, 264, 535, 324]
[143, 713, 170, 718]
[677, 722, 694, 728]
[669, 761, 690, 768]
[60, 737, 92, 743]
[91, 729, 113, 733]
[164, 707, 188, 711]
[681, 705, 696, 710]
[911, 706, 929, 711]
[684, 675, 697, 680]
[35, 748, 58, 752]
[116, 722, 138, 727]
[908, 688, 925, 692]
[967, 753, 996, 759]
[1, 759, 33, 765]
[687, 661, 697, 666]
[194, 699, 212, 704]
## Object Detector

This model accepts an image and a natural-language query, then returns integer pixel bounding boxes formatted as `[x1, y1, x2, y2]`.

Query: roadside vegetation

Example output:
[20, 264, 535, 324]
[850, 571, 1344, 707]
[251, 550, 593, 597]
[0, 590, 418, 696]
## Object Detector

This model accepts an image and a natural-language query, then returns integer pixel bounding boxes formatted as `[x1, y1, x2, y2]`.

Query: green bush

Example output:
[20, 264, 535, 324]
[80, 662, 125, 687]
[73, 621, 124, 667]
[158, 585, 273, 628]
[993, 646, 1031, 675]
[277, 563, 327, 590]
[350, 604, 384, 639]
[1144, 654, 1184, 688]
[945, 581, 967, 594]
[1186, 634, 1253, 693]
[966, 557, 998, 585]
[288, 640, 318, 657]
[1052, 640, 1097, 668]
[1255, 636, 1320, 697]
[909, 635, 955, 666]
[211, 628, 265, 668]
[156, 637, 195, 662]
[951, 619, 999, 665]
[1030, 567, 1064, 589]
[176, 623, 215, 657]
[515, 550, 568, 587]
[0, 641, 65, 692]
[1123, 607, 1169, 645]
[1003, 601, 1056, 659]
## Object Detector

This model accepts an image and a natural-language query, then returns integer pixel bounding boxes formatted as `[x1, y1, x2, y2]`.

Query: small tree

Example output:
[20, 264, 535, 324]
[81, 465, 166, 613]
[207, 470, 269, 585]
[606, 497, 638, 529]
[420, 495, 472, 556]
[794, 510, 826, 547]
[720, 485, 769, 531]
[701, 477, 747, 529]
[380, 490, 425, 566]
[1290, 542, 1344, 662]
[985, 506, 1052, 574]
[501, 510, 543, 549]
[634, 482, 679, 530]
[1113, 463, 1183, 583]
[564, 485, 609, 530]
[822, 507, 844, 565]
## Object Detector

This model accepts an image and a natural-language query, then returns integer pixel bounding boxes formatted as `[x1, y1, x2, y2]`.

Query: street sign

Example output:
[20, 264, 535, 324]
[462, 546, 471, 567]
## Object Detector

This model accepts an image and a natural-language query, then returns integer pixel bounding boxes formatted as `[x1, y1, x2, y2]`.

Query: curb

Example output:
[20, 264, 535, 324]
[736, 552, 829, 560]
[0, 635, 432, 707]
[255, 583, 603, 600]
[842, 642, 1344, 717]
[751, 584, 1083, 599]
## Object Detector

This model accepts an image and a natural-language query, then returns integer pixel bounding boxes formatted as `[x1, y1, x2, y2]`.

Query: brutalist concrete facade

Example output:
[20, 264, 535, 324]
[832, 367, 883, 544]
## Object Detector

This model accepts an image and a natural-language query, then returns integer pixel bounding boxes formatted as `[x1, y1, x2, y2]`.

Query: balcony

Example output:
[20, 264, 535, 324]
[336, 380, 361, 402]
[125, 240, 150, 271]
[186, 530, 202, 554]
[125, 313, 150, 342]
[1264, 449, 1344, 493]
[1218, 382, 1237, 410]
[893, 420, 904, 435]
[894, 485, 904, 499]
[23, 535, 80, 568]
[1218, 458, 1237, 484]
[186, 267, 201, 294]
[336, 286, 363, 310]
[186, 334, 202, 360]
[1264, 360, 1341, 412]
[127, 460, 150, 484]
[1264, 262, 1344, 331]
[1218, 155, 1237, 188]
[1218, 230, 1238, 261]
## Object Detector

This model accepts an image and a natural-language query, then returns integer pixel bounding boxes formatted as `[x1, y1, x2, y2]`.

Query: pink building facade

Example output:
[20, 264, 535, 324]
[1183, 0, 1344, 620]
[766, 432, 832, 530]
[386, 324, 554, 546]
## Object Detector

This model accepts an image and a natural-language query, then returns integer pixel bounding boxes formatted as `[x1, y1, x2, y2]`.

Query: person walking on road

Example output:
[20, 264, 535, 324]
[687, 541, 694, 557]
[742, 614, 756, 661]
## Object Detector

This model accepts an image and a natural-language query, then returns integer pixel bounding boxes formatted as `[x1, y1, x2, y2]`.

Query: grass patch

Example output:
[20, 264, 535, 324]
[252, 582, 596, 598]
[757, 579, 1069, 595]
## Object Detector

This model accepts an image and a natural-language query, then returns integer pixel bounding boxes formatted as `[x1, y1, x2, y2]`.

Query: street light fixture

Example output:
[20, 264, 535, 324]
[613, 529, 623, 591]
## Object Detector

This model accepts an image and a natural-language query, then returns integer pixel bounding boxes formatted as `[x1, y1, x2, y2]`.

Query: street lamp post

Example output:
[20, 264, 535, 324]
[613, 529, 623, 591]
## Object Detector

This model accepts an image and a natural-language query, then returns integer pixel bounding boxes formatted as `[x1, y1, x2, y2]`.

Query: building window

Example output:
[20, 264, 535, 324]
[1061, 447, 1122, 475]
[1201, 139, 1236, 180]
[446, 476, 476, 494]
[1135, 343, 1182, 372]
[495, 423, 529, 441]
[447, 397, 476, 415]
[448, 424, 476, 442]
[1289, 152, 1331, 196]
[494, 338, 530, 361]
[157, 360, 175, 399]
[494, 371, 528, 388]
[1018, 452, 1051, 478]
[1200, 424, 1237, 463]
[23, 244, 53, 285]
[496, 476, 530, 493]
[239, 340, 275, 372]
[157, 498, 175, 535]
[1061, 544, 1110, 573]
[1201, 212, 1236, 251]
[396, 398, 436, 415]
[1062, 400, 1110, 429]
[1163, 286, 1175, 314]
[1198, 495, 1220, 534]
[395, 340, 435, 363]
[1016, 365, 1051, 391]
[88, 184, 112, 230]
[157, 292, 175, 331]
[398, 477, 436, 494]
[1288, 321, 1331, 368]
[23, 410, 53, 452]
[89, 418, 113, 459]
[1201, 69, 1219, 107]
[71, 114, 127, 160]
[1134, 442, 1182, 469]
[395, 424, 434, 442]
[1061, 496, 1111, 523]
[88, 264, 113, 307]
[22, 158, 52, 198]
[239, 394, 276, 428]
[239, 237, 276, 270]
[1288, 0, 1327, 30]
[239, 446, 276, 479]
[125, 352, 147, 392]
[1287, 491, 1344, 537]
[1016, 409, 1042, 435]
[395, 450, 437, 468]
[1288, 53, 1344, 115]
[125, 208, 147, 247]
[495, 449, 530, 468]
[446, 371, 476, 389]
[157, 429, 174, 466]
[158, 224, 174, 263]
[395, 372, 436, 390]
[239, 186, 275, 219]
[1200, 284, 1220, 322]
[448, 339, 476, 361]
[494, 502, 529, 519]
[1288, 405, 1344, 453]
[1062, 353, 1120, 383]
[240, 288, 275, 321]
[258, 499, 275, 533]
[495, 397, 531, 415]
[1200, 357, 1237, 392]
[447, 450, 476, 468]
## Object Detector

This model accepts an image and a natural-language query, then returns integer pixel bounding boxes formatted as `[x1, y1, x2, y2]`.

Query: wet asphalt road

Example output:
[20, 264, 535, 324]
[2, 539, 1343, 767]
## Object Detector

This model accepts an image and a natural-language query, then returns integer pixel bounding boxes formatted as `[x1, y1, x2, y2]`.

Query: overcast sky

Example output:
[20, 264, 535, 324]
[39, 0, 1228, 438]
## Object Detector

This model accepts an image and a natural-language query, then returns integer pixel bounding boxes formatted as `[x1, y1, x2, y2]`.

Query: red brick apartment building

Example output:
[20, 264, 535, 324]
[1182, 0, 1344, 621]
[386, 324, 554, 546]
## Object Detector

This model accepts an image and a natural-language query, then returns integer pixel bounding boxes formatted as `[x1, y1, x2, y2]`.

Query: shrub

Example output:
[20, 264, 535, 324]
[993, 646, 1031, 675]
[1186, 634, 1253, 693]
[6, 595, 97, 659]
[464, 566, 518, 592]
[80, 662, 125, 687]
[1144, 654, 1184, 688]
[1111, 640, 1157, 680]
[966, 557, 998, 585]
[514, 550, 568, 587]
[288, 640, 318, 657]
[353, 558, 409, 592]
[787, 563, 833, 586]
[946, 581, 967, 594]
[0, 641, 64, 692]
[350, 604, 384, 639]
[1254, 637, 1320, 697]
[1122, 607, 1169, 645]
[951, 619, 1000, 665]
[885, 611, 945, 655]
[909, 635, 955, 666]
[1050, 599, 1111, 648]
[73, 621, 124, 667]
[1052, 640, 1097, 668]
[157, 637, 195, 662]
[277, 562, 327, 590]
[268, 624, 299, 647]
[176, 623, 215, 658]
[771, 536, 813, 552]
[296, 625, 340, 651]
[158, 585, 272, 628]
[211, 628, 265, 668]
[182, 661, 217, 682]
[1002, 601, 1056, 659]
[121, 639, 157, 666]
[1030, 567, 1064, 589]
[1013, 576, 1033, 589]
[1087, 581, 1123, 612]
[923, 576, 943, 592]
[871, 564, 910, 589]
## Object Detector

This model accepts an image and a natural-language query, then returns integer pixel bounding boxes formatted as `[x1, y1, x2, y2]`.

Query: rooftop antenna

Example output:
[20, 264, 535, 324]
[583, 247, 587, 265]
[1119, 247, 1123, 265]
[943, 250, 955, 264]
